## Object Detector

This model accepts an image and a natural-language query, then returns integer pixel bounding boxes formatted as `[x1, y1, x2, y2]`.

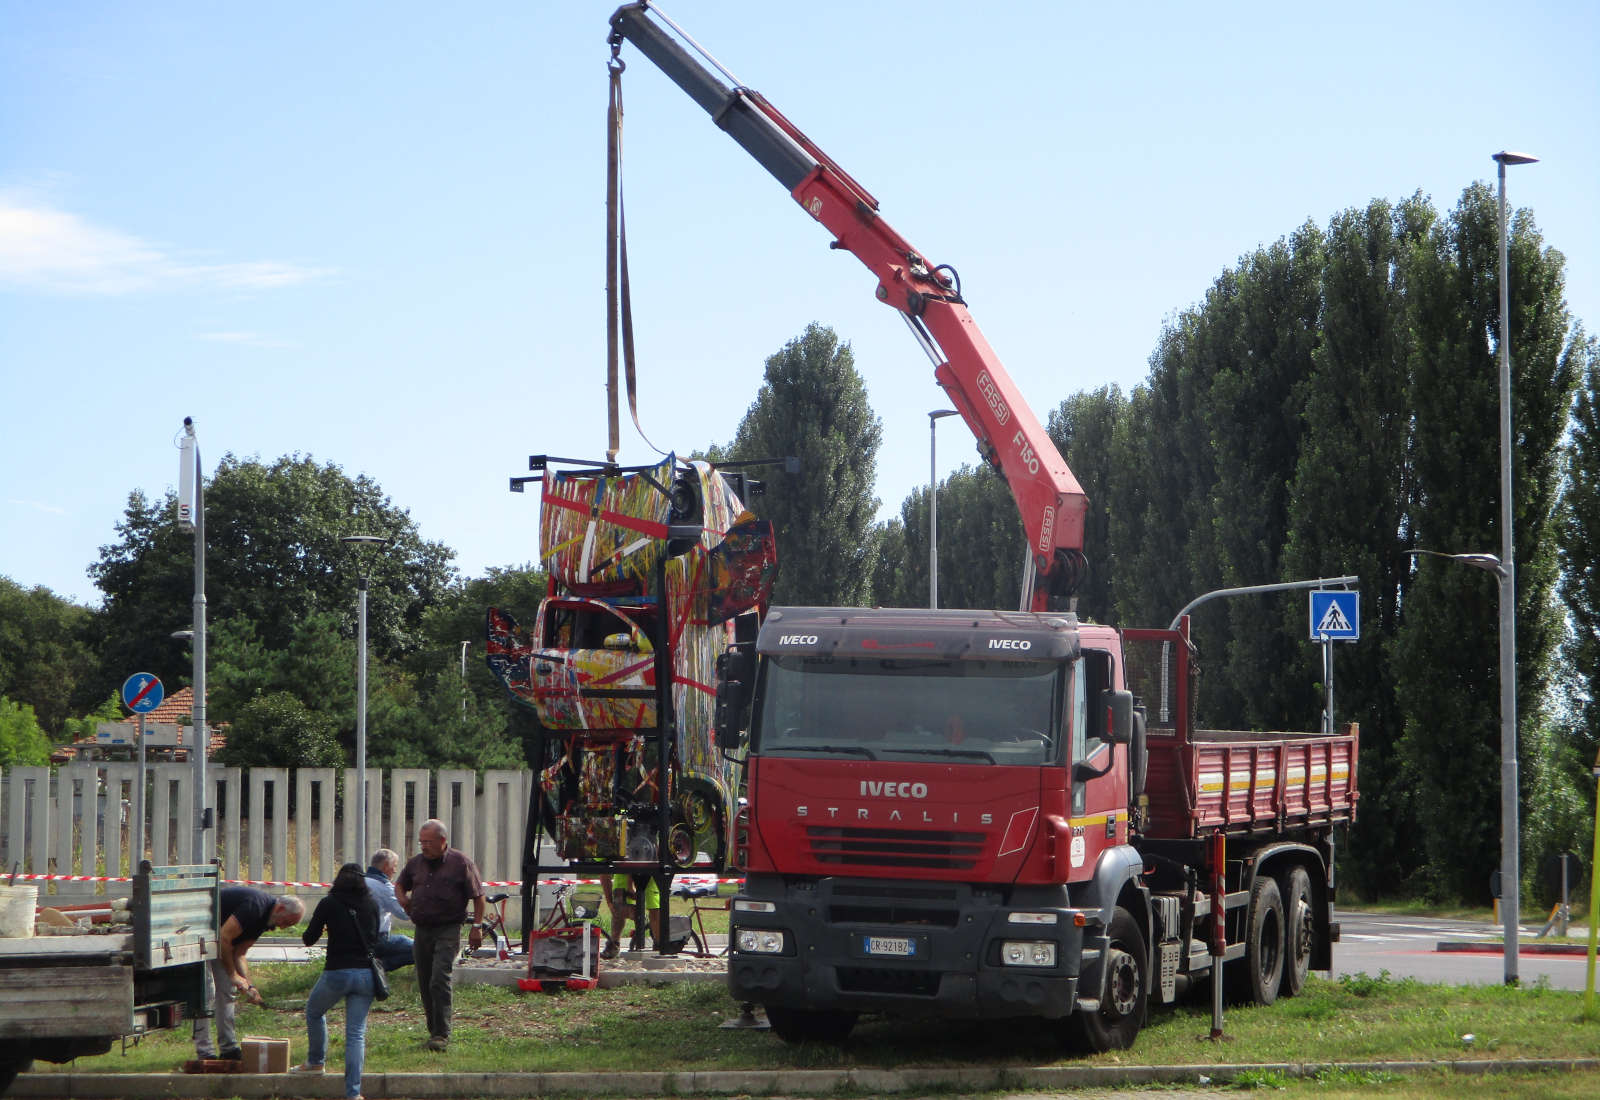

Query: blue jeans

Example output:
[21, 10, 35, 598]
[377, 932, 415, 972]
[305, 966, 376, 1099]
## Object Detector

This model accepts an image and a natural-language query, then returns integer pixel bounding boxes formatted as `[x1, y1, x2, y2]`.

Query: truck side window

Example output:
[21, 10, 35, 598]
[1068, 658, 1088, 764]
[1083, 652, 1112, 756]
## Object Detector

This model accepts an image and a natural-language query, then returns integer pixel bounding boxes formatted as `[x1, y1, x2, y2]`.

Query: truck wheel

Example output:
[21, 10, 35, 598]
[1229, 875, 1285, 1006]
[1278, 866, 1314, 998]
[1065, 906, 1146, 1052]
[764, 1005, 857, 1043]
[0, 1042, 32, 1096]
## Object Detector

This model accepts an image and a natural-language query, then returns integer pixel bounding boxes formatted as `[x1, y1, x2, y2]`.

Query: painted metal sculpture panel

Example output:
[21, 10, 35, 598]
[488, 456, 775, 869]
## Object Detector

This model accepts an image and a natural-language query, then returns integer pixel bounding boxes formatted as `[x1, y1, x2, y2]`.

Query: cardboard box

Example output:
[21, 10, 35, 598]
[239, 1036, 290, 1074]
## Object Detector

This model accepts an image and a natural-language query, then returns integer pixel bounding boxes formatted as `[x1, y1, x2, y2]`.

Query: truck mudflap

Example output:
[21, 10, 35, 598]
[728, 877, 1085, 1020]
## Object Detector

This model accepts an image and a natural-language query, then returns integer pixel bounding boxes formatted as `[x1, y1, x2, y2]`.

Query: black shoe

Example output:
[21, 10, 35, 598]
[218, 1046, 243, 1061]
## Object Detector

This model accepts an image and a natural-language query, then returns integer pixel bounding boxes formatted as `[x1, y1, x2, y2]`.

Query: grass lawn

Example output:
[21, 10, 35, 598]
[57, 966, 1600, 1080]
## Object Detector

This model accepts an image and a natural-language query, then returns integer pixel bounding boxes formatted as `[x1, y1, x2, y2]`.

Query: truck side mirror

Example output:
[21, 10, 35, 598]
[1100, 689, 1134, 746]
[714, 681, 744, 752]
[714, 645, 756, 752]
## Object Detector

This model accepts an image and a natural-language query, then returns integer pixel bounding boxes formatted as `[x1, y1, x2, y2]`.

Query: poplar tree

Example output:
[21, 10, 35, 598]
[1393, 185, 1580, 900]
[729, 324, 882, 607]
[1560, 342, 1600, 775]
[1281, 197, 1431, 892]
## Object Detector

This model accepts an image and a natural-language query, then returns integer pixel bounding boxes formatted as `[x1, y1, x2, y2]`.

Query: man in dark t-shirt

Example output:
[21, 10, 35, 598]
[193, 885, 303, 1060]
[395, 818, 484, 1051]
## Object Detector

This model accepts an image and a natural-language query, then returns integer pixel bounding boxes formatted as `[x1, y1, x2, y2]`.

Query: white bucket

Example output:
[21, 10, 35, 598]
[0, 883, 38, 938]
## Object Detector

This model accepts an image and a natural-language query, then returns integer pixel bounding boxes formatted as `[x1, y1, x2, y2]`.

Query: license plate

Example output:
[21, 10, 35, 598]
[862, 935, 916, 958]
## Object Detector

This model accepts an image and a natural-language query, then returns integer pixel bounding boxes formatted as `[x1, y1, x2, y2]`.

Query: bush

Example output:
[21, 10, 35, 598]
[216, 691, 344, 771]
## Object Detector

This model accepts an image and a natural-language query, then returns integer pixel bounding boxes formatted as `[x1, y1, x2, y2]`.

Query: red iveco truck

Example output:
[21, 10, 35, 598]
[605, 3, 1358, 1049]
[715, 610, 1356, 1048]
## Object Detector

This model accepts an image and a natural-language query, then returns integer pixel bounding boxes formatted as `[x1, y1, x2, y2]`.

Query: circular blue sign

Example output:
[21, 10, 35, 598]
[121, 672, 164, 714]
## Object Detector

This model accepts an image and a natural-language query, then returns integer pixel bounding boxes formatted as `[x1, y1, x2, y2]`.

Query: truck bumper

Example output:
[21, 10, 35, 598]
[728, 877, 1084, 1020]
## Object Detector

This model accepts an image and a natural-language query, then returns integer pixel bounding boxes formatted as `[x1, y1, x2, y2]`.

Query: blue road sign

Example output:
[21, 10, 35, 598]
[1309, 590, 1359, 642]
[121, 672, 164, 714]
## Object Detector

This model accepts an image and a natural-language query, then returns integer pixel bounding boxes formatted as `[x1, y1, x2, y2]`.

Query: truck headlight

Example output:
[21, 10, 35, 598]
[1001, 940, 1057, 967]
[735, 928, 786, 954]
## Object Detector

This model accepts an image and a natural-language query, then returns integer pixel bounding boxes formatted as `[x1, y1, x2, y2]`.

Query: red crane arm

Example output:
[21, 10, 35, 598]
[608, 4, 1088, 608]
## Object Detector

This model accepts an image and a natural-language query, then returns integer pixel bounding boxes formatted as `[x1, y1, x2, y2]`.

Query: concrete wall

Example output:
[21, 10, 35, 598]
[0, 764, 531, 900]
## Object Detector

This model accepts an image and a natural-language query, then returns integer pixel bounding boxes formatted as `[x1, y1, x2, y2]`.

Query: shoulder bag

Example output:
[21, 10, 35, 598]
[346, 905, 391, 1000]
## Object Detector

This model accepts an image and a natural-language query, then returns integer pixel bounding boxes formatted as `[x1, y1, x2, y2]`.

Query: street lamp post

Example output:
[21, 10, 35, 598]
[1408, 545, 1518, 982]
[928, 409, 958, 609]
[175, 418, 211, 864]
[1492, 149, 1536, 986]
[342, 535, 392, 863]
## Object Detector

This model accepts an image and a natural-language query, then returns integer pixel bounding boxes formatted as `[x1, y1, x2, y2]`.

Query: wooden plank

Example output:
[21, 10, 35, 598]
[0, 964, 131, 1037]
[0, 934, 133, 958]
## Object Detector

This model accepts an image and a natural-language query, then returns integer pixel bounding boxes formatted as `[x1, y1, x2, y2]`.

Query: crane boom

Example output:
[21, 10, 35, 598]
[608, 2, 1089, 609]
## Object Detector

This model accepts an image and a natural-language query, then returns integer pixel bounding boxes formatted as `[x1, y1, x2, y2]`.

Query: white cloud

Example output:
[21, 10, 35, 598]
[5, 498, 68, 516]
[0, 191, 333, 295]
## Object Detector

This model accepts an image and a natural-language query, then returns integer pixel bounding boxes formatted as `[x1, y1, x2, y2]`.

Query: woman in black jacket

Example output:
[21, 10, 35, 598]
[292, 862, 380, 1099]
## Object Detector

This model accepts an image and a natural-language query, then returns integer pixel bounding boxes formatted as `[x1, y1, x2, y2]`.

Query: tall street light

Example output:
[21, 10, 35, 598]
[175, 418, 211, 864]
[928, 409, 958, 609]
[342, 534, 391, 864]
[1492, 149, 1536, 986]
[1409, 542, 1518, 983]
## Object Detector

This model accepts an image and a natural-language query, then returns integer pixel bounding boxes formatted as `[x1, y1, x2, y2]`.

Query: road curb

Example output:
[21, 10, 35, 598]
[15, 1058, 1600, 1097]
[1436, 941, 1591, 955]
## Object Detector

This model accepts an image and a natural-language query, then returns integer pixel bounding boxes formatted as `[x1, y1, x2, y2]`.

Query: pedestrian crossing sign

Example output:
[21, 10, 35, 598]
[1309, 590, 1359, 641]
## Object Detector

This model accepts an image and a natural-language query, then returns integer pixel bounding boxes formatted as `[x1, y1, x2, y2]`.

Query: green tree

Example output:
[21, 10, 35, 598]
[931, 465, 1023, 611]
[727, 324, 882, 606]
[869, 516, 914, 608]
[90, 454, 457, 693]
[215, 691, 344, 771]
[0, 696, 55, 767]
[1559, 337, 1600, 776]
[207, 611, 356, 730]
[1281, 197, 1431, 894]
[1393, 185, 1581, 901]
[1045, 386, 1128, 624]
[0, 578, 101, 734]
[367, 667, 523, 772]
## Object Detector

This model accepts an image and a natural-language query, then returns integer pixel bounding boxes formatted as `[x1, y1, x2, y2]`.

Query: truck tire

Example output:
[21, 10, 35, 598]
[1278, 865, 1314, 998]
[0, 1042, 31, 1097]
[1229, 875, 1285, 1006]
[1065, 906, 1146, 1052]
[764, 1005, 857, 1043]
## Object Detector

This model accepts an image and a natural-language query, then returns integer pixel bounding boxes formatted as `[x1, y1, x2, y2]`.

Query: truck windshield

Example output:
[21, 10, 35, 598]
[753, 656, 1063, 766]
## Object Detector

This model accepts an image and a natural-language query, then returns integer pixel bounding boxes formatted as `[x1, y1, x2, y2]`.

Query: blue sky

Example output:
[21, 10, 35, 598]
[3, 1, 1595, 610]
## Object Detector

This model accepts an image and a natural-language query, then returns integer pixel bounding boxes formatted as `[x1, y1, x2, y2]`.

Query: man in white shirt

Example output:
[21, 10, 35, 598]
[364, 848, 415, 971]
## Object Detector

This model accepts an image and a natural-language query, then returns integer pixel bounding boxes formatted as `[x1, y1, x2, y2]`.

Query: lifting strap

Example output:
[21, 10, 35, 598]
[606, 55, 664, 462]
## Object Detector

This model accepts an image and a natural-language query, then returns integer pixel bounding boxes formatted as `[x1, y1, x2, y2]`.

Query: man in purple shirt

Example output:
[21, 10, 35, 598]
[395, 819, 484, 1051]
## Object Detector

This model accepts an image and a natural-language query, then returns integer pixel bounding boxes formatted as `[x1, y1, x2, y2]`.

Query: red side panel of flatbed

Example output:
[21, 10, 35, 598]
[1122, 624, 1358, 840]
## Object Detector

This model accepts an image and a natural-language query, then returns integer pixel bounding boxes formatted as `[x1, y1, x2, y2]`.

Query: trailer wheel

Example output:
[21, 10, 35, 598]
[764, 1005, 857, 1044]
[1229, 875, 1285, 1006]
[1278, 865, 1314, 998]
[1066, 906, 1146, 1052]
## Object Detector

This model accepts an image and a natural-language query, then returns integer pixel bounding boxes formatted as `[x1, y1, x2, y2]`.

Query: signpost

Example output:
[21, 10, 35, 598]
[122, 673, 163, 862]
[1309, 591, 1358, 734]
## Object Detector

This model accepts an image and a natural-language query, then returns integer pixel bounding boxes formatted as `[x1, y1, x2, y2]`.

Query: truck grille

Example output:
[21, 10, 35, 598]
[837, 966, 941, 997]
[804, 825, 985, 870]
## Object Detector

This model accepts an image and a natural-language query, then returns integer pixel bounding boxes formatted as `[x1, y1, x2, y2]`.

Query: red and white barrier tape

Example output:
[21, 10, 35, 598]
[6, 872, 743, 889]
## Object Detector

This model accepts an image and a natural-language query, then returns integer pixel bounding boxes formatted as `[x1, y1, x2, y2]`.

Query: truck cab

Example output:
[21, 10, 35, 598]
[722, 606, 1144, 1044]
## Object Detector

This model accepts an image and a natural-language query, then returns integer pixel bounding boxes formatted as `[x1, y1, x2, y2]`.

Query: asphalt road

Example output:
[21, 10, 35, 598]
[1334, 908, 1595, 989]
